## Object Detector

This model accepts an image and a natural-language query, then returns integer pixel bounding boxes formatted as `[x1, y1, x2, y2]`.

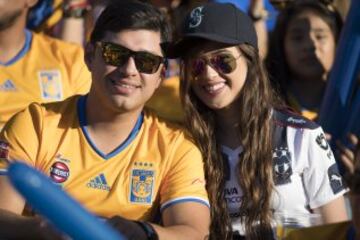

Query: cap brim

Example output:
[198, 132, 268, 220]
[167, 33, 242, 59]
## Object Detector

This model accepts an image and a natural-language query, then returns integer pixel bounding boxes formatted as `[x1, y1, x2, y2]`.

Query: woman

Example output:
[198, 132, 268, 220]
[266, 0, 343, 120]
[168, 2, 348, 239]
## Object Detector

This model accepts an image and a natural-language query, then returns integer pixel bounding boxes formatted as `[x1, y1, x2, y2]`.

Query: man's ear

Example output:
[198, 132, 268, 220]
[160, 65, 167, 80]
[154, 64, 166, 89]
[160, 59, 170, 80]
[84, 43, 95, 71]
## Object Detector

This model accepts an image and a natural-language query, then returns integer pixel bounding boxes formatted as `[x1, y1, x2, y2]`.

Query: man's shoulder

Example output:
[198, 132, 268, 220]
[2, 95, 81, 137]
[24, 95, 81, 121]
[143, 109, 192, 141]
[144, 109, 184, 132]
[41, 95, 81, 110]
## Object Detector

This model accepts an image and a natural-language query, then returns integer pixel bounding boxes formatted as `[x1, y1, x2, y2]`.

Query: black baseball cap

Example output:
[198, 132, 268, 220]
[167, 2, 258, 58]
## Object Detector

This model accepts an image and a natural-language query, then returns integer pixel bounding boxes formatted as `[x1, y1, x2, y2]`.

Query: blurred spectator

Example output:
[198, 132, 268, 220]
[59, 0, 91, 44]
[27, 0, 63, 34]
[266, 0, 344, 120]
[30, 0, 107, 45]
[0, 0, 91, 129]
[333, 0, 350, 21]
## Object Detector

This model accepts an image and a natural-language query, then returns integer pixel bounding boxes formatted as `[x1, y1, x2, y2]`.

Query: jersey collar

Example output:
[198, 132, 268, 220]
[77, 95, 144, 160]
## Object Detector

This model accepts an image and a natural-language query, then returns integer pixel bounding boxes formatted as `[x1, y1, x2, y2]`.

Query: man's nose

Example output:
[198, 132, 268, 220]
[117, 56, 138, 75]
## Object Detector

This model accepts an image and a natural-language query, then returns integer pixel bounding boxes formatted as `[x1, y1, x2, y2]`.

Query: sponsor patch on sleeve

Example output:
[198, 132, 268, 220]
[0, 140, 9, 161]
[328, 163, 345, 194]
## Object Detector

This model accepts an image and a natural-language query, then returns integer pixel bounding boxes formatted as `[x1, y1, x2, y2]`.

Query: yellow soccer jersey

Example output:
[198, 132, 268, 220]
[0, 95, 208, 220]
[0, 30, 91, 129]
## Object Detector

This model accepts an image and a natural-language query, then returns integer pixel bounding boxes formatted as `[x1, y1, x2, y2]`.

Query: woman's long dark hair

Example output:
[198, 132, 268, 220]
[180, 43, 278, 239]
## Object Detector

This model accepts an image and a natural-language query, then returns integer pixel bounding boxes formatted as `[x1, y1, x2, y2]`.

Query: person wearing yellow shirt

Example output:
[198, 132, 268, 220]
[0, 1, 210, 239]
[0, 0, 91, 129]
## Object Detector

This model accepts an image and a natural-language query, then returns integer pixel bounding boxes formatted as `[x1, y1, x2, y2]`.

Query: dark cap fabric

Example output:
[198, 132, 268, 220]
[168, 2, 258, 58]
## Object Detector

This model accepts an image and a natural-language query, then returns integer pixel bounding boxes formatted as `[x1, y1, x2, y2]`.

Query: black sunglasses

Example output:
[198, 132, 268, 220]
[191, 52, 242, 77]
[97, 42, 165, 74]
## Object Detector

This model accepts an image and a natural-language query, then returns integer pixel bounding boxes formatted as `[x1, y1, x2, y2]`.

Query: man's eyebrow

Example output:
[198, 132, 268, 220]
[136, 49, 164, 57]
[104, 41, 163, 57]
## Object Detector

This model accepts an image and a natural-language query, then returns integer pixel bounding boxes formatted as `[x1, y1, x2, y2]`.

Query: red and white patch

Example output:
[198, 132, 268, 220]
[50, 161, 70, 183]
[0, 140, 9, 160]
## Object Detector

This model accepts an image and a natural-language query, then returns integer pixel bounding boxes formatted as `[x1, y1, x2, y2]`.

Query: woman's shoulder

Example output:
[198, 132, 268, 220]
[271, 108, 319, 130]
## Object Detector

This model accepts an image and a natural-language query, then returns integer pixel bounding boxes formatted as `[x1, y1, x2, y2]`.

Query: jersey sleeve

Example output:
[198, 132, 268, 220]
[0, 103, 43, 167]
[303, 127, 347, 209]
[159, 138, 209, 212]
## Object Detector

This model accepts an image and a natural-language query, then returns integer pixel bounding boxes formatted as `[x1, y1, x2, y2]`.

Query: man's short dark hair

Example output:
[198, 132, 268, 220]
[90, 1, 172, 45]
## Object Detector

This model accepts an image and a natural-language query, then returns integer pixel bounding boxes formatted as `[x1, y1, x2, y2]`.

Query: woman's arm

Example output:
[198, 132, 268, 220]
[313, 196, 348, 223]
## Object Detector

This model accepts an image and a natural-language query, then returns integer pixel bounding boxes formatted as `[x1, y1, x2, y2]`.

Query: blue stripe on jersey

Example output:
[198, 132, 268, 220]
[95, 177, 101, 184]
[100, 173, 107, 185]
[0, 30, 32, 66]
[160, 197, 210, 212]
[77, 95, 144, 160]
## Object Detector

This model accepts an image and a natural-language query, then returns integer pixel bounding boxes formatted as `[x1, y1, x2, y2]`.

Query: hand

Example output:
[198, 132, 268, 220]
[336, 134, 360, 192]
[34, 216, 70, 240]
[249, 0, 268, 21]
[107, 215, 149, 240]
[337, 134, 359, 174]
[250, 0, 265, 8]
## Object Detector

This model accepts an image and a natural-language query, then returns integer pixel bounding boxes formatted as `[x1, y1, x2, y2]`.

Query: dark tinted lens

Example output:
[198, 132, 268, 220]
[210, 53, 237, 74]
[100, 42, 163, 74]
[134, 52, 162, 74]
[191, 58, 206, 76]
[101, 43, 129, 67]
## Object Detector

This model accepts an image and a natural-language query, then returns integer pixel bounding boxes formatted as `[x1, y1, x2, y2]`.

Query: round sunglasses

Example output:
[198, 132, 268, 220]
[97, 42, 165, 74]
[190, 52, 242, 77]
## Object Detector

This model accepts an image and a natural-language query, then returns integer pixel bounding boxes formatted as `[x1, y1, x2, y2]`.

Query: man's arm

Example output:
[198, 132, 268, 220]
[154, 201, 210, 240]
[0, 176, 41, 238]
[109, 201, 210, 240]
[108, 137, 211, 239]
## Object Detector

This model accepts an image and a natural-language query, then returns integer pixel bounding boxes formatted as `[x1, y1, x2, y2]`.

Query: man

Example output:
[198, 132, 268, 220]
[0, 1, 210, 239]
[0, 0, 91, 129]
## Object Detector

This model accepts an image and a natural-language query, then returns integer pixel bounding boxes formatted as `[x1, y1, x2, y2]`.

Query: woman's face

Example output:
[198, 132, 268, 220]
[187, 42, 248, 110]
[284, 9, 336, 81]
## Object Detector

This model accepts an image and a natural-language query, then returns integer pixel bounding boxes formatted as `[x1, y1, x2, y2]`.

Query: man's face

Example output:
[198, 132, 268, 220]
[86, 29, 164, 114]
[0, 0, 32, 30]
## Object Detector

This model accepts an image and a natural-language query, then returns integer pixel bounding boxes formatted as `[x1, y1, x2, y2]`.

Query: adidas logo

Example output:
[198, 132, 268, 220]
[86, 173, 111, 191]
[0, 79, 17, 91]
